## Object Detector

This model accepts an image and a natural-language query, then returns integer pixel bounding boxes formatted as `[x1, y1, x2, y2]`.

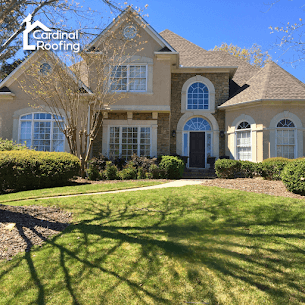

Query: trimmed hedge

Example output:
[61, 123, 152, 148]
[281, 159, 305, 195]
[215, 159, 241, 179]
[0, 151, 80, 192]
[159, 156, 185, 179]
[257, 157, 291, 180]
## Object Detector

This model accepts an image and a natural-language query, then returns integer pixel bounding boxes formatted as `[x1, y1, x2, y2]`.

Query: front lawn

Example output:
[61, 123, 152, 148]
[0, 180, 164, 203]
[1, 186, 305, 304]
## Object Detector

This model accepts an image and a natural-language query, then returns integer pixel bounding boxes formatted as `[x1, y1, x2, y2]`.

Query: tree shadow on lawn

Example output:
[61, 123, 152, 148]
[2, 190, 305, 304]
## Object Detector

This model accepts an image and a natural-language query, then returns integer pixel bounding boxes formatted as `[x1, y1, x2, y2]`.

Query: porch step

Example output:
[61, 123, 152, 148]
[182, 168, 216, 179]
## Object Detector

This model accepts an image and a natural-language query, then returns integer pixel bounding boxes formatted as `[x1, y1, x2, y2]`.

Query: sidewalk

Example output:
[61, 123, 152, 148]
[40, 179, 204, 200]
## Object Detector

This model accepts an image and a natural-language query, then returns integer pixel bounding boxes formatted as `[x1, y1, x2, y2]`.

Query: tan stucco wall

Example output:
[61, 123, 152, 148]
[87, 19, 172, 111]
[225, 101, 305, 161]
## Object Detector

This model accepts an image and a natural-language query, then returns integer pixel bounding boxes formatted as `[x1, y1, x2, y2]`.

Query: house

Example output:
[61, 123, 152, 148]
[1, 7, 305, 169]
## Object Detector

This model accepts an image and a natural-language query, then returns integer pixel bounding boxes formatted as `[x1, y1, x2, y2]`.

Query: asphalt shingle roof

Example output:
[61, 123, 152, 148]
[159, 29, 260, 87]
[220, 61, 305, 107]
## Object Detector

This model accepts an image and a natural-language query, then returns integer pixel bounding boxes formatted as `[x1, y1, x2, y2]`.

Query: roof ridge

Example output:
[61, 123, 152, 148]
[159, 29, 207, 52]
[260, 61, 272, 99]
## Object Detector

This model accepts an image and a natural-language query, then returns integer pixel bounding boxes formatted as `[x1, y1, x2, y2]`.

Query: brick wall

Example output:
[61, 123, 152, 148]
[157, 113, 170, 155]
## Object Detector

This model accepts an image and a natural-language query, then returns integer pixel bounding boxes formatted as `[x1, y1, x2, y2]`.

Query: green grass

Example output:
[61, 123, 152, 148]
[0, 180, 164, 203]
[1, 186, 305, 304]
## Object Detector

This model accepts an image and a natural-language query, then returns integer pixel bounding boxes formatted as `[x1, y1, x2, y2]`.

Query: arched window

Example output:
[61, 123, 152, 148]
[276, 119, 295, 158]
[187, 82, 209, 110]
[236, 121, 251, 161]
[184, 117, 211, 131]
[19, 113, 65, 152]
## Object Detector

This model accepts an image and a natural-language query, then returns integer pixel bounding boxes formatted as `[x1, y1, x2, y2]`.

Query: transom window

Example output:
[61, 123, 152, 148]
[184, 117, 211, 131]
[110, 65, 147, 92]
[276, 119, 295, 159]
[109, 126, 151, 159]
[187, 82, 209, 110]
[236, 121, 251, 161]
[19, 113, 65, 152]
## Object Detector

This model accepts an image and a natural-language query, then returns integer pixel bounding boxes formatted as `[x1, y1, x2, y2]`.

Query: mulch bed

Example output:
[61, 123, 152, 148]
[0, 205, 71, 261]
[0, 177, 304, 262]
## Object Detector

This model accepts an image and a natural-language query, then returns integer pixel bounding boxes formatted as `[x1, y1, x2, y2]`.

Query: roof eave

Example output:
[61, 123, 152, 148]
[219, 98, 305, 109]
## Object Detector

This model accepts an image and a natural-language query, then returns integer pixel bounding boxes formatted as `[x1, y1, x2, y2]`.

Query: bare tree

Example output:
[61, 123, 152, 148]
[0, 0, 125, 63]
[268, 1, 305, 65]
[20, 18, 146, 177]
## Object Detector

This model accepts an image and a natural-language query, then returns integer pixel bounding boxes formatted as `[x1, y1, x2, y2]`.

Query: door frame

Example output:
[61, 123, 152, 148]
[184, 131, 212, 169]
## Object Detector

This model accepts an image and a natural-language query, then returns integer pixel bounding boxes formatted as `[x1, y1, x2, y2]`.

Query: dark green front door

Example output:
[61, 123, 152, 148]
[189, 132, 205, 168]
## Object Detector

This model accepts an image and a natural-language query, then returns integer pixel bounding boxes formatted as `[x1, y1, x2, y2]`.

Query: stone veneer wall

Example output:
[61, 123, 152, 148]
[170, 73, 230, 156]
[157, 113, 170, 156]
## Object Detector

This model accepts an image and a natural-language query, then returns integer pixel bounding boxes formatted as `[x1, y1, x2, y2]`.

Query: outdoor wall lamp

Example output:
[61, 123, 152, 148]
[220, 130, 225, 138]
[172, 130, 176, 137]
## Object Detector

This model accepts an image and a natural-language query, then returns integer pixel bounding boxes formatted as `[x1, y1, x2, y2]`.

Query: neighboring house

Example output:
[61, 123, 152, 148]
[1, 7, 305, 168]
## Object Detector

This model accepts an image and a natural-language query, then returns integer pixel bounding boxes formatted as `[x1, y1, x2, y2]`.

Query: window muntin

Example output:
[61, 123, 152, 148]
[183, 117, 211, 131]
[19, 113, 65, 152]
[109, 126, 151, 159]
[276, 119, 295, 159]
[236, 121, 251, 161]
[110, 65, 147, 92]
[187, 82, 209, 110]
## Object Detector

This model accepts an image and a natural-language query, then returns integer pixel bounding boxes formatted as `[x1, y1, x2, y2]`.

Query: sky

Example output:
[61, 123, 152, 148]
[84, 0, 305, 82]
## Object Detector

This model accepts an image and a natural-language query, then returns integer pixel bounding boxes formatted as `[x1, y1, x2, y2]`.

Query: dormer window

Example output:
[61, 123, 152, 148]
[187, 82, 209, 110]
[110, 65, 147, 92]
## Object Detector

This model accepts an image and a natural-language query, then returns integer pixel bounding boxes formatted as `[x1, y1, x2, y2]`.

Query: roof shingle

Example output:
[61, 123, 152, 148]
[159, 30, 260, 87]
[220, 61, 305, 107]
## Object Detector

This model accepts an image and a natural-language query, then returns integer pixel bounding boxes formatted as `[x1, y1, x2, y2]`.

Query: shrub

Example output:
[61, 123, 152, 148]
[215, 159, 241, 179]
[149, 164, 166, 179]
[159, 156, 184, 179]
[281, 159, 305, 195]
[137, 167, 146, 179]
[105, 161, 119, 180]
[239, 161, 257, 178]
[0, 138, 29, 151]
[0, 151, 80, 192]
[258, 157, 291, 180]
[119, 163, 138, 180]
[128, 153, 157, 171]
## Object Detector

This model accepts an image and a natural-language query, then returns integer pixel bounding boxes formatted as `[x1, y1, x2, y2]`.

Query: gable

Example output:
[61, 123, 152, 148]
[84, 7, 177, 57]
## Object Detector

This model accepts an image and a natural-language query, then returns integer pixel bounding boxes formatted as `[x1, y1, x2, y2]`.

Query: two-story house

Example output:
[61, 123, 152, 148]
[1, 7, 305, 168]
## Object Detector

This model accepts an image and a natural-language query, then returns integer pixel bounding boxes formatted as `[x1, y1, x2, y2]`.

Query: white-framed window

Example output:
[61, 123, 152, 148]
[110, 65, 147, 92]
[187, 82, 209, 110]
[108, 126, 151, 159]
[276, 119, 295, 159]
[19, 113, 65, 152]
[236, 121, 251, 161]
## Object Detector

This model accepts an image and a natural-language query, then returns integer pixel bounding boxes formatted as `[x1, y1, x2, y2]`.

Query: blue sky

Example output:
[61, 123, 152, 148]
[86, 0, 305, 82]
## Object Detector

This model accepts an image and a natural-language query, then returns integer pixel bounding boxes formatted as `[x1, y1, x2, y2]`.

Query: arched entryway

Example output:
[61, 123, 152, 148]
[183, 117, 212, 168]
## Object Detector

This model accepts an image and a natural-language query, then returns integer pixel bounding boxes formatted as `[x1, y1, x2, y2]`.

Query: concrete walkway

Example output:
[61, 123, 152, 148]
[40, 179, 204, 200]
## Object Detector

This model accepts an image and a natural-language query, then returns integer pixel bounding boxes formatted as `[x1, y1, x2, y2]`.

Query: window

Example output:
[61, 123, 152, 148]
[276, 119, 295, 159]
[110, 65, 147, 92]
[187, 82, 209, 110]
[39, 63, 52, 75]
[19, 113, 65, 152]
[183, 117, 211, 131]
[236, 121, 251, 161]
[109, 126, 151, 159]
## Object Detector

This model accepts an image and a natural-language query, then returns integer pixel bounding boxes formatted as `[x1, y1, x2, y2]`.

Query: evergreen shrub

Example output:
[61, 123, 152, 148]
[281, 159, 305, 195]
[0, 151, 80, 192]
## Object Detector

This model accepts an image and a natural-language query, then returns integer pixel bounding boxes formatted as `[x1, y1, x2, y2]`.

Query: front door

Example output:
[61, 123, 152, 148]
[189, 132, 205, 168]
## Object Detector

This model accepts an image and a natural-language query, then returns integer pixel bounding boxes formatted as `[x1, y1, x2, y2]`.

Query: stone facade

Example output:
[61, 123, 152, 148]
[157, 113, 170, 155]
[170, 73, 230, 156]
